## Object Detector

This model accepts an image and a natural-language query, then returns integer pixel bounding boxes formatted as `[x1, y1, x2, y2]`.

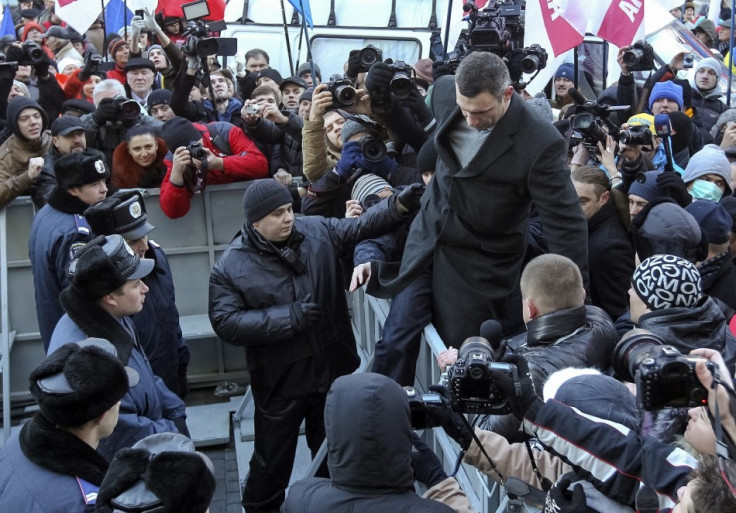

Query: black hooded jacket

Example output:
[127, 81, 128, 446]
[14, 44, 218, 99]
[281, 373, 454, 513]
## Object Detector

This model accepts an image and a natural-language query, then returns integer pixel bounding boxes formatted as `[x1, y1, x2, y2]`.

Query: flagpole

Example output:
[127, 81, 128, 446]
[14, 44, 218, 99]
[443, 0, 453, 57]
[100, 0, 108, 60]
[729, 0, 735, 106]
[279, 0, 295, 76]
[299, 0, 316, 82]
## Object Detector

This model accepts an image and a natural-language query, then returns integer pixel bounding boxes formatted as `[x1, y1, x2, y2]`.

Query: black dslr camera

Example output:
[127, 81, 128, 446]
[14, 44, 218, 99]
[358, 135, 387, 163]
[619, 125, 653, 146]
[406, 387, 445, 429]
[520, 44, 548, 74]
[613, 333, 714, 410]
[112, 95, 141, 120]
[186, 141, 208, 160]
[388, 60, 413, 99]
[358, 44, 383, 70]
[622, 40, 655, 72]
[22, 40, 45, 64]
[326, 74, 357, 108]
[448, 336, 517, 415]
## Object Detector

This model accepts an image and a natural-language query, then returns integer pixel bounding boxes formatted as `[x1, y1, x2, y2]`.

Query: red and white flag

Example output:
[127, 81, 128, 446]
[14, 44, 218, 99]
[55, 0, 111, 35]
[525, 0, 645, 57]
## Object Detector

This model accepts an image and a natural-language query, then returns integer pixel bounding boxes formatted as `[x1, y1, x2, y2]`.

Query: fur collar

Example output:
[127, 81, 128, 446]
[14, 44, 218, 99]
[48, 187, 93, 214]
[59, 287, 135, 364]
[19, 412, 109, 484]
[111, 137, 168, 189]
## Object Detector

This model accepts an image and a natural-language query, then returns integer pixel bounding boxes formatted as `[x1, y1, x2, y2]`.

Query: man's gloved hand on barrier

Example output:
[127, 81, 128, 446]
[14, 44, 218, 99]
[410, 433, 448, 488]
[543, 477, 595, 513]
[492, 354, 542, 421]
[394, 183, 425, 213]
[92, 97, 119, 125]
[427, 384, 473, 450]
[655, 171, 692, 207]
[364, 62, 393, 93]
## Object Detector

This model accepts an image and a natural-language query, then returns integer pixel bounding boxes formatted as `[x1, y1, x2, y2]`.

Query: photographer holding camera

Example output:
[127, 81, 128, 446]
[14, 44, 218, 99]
[159, 116, 268, 219]
[80, 78, 162, 166]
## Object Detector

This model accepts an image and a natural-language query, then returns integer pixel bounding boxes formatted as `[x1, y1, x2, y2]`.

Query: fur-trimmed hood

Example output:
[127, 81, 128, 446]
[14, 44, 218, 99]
[111, 137, 168, 189]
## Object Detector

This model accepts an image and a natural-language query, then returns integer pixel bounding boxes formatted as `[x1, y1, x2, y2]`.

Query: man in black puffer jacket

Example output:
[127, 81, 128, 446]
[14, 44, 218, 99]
[438, 254, 618, 439]
[208, 179, 423, 513]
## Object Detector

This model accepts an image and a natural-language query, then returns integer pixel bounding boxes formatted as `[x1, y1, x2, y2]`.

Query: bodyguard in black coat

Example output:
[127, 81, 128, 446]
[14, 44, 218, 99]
[365, 52, 588, 344]
[208, 179, 421, 513]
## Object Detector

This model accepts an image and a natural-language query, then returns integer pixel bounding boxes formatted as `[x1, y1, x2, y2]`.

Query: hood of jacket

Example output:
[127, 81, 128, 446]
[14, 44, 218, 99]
[325, 372, 414, 492]
[7, 96, 48, 141]
[639, 296, 729, 354]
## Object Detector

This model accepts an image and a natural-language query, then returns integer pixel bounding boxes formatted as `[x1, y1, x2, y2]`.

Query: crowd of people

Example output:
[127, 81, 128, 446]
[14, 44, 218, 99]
[1, 0, 736, 512]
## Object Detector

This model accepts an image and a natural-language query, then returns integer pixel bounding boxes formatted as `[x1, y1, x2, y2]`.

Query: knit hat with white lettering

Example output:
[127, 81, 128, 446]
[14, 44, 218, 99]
[631, 254, 702, 311]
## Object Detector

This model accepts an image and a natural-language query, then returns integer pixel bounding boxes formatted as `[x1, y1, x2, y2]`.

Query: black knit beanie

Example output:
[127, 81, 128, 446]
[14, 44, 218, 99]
[162, 117, 202, 152]
[146, 88, 172, 111]
[242, 179, 293, 224]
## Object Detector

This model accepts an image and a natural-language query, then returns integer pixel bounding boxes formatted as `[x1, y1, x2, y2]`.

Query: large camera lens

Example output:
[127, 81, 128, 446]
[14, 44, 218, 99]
[359, 136, 387, 163]
[622, 48, 645, 68]
[334, 85, 356, 106]
[358, 46, 381, 68]
[520, 54, 541, 74]
[390, 72, 413, 99]
[612, 331, 665, 382]
[118, 99, 141, 120]
[196, 37, 219, 57]
[23, 41, 44, 64]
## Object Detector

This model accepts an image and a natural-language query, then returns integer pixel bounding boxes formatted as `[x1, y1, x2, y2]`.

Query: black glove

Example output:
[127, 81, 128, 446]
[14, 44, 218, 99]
[655, 170, 692, 207]
[493, 354, 542, 421]
[364, 62, 393, 93]
[432, 59, 452, 81]
[427, 384, 474, 450]
[92, 97, 118, 125]
[400, 87, 433, 127]
[177, 364, 189, 399]
[5, 45, 25, 65]
[300, 301, 322, 326]
[173, 417, 191, 438]
[395, 183, 425, 212]
[78, 55, 99, 82]
[33, 52, 53, 79]
[410, 433, 447, 488]
[345, 49, 362, 79]
[544, 478, 594, 513]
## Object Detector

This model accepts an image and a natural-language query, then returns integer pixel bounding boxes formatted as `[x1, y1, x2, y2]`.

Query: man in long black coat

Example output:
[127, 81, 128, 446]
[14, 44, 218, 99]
[362, 52, 589, 345]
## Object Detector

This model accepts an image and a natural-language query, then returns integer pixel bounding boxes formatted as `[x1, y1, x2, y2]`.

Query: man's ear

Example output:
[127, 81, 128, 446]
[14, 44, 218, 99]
[525, 297, 539, 320]
[100, 292, 117, 309]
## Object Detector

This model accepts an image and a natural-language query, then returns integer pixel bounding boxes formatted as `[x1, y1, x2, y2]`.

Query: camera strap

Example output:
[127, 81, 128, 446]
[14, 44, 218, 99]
[458, 416, 507, 484]
[522, 438, 552, 492]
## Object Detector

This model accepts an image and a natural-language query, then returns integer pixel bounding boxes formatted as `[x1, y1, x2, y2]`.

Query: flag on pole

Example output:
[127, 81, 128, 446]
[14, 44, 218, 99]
[56, 0, 112, 35]
[287, 0, 313, 28]
[525, 0, 645, 57]
[0, 5, 15, 37]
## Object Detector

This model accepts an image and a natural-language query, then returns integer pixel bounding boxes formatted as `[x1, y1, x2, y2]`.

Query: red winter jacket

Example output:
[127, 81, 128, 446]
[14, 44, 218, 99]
[159, 121, 268, 218]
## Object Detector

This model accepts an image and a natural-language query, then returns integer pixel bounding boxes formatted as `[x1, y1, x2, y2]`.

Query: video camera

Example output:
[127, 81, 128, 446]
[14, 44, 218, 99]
[569, 95, 628, 154]
[613, 332, 714, 410]
[181, 0, 237, 58]
[21, 40, 45, 65]
[85, 52, 114, 74]
[435, 0, 547, 87]
[622, 40, 655, 72]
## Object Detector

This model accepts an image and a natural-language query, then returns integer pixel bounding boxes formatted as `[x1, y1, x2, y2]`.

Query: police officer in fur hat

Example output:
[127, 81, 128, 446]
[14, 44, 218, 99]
[85, 191, 191, 398]
[0, 338, 137, 512]
[48, 234, 189, 461]
[96, 433, 216, 513]
[29, 150, 110, 350]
